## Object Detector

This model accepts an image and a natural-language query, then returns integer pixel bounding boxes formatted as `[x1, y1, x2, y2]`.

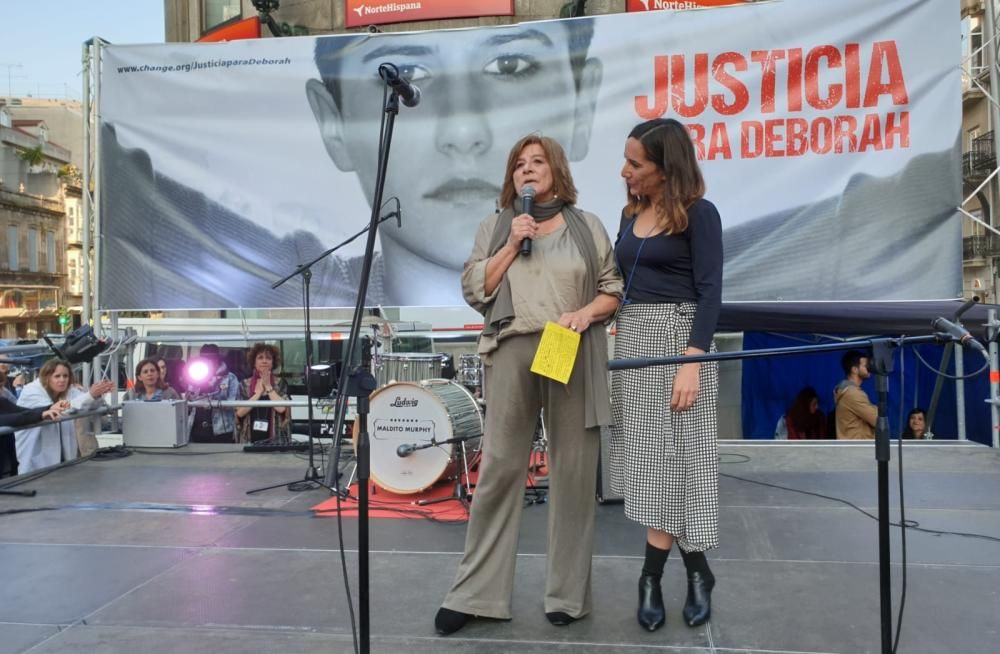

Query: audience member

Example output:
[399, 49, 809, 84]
[125, 358, 181, 402]
[185, 344, 240, 443]
[833, 350, 876, 440]
[785, 386, 827, 439]
[901, 407, 934, 440]
[16, 358, 113, 474]
[235, 343, 290, 443]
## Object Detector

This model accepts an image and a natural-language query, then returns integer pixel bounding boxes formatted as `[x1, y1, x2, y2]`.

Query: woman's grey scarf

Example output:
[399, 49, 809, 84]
[481, 200, 612, 429]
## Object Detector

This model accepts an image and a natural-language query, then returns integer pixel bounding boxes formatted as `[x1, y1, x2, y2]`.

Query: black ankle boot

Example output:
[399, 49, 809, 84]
[682, 569, 715, 627]
[637, 574, 665, 632]
[680, 549, 715, 627]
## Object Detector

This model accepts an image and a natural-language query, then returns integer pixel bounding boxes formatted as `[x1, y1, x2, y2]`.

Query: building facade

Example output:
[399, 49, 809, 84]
[0, 101, 77, 339]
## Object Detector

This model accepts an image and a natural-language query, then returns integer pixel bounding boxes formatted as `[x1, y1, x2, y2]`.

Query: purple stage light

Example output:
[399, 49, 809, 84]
[187, 359, 211, 383]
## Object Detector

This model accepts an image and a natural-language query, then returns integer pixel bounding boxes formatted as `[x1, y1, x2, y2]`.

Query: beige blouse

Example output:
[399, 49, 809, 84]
[462, 210, 624, 356]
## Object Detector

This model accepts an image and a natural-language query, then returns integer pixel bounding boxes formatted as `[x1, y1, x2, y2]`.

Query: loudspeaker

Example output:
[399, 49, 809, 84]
[122, 400, 189, 448]
[596, 426, 623, 504]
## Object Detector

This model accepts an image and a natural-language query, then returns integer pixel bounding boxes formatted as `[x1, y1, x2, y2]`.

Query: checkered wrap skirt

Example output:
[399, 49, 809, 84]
[609, 302, 720, 552]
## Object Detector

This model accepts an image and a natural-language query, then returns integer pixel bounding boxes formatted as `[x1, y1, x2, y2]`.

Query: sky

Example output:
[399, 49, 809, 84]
[1, 1, 165, 101]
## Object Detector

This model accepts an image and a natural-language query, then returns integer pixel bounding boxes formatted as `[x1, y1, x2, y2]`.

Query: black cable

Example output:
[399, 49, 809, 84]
[719, 466, 1000, 544]
[892, 350, 907, 654]
[912, 346, 989, 380]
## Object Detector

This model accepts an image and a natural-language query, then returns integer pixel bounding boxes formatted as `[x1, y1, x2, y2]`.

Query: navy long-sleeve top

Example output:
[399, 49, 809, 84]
[615, 198, 723, 351]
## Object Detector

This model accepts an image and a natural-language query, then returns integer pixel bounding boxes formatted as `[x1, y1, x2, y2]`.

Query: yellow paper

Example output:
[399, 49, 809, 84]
[530, 321, 581, 384]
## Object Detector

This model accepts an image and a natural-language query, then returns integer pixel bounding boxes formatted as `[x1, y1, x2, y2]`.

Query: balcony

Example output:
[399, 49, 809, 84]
[963, 130, 997, 183]
[963, 233, 1000, 261]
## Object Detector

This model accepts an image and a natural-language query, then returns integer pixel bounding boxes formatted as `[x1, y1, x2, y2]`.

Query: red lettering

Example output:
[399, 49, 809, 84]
[786, 118, 809, 156]
[741, 121, 763, 158]
[810, 117, 833, 154]
[787, 48, 803, 112]
[833, 115, 858, 153]
[805, 46, 843, 110]
[884, 111, 910, 148]
[865, 41, 909, 107]
[707, 122, 732, 160]
[764, 119, 785, 157]
[751, 49, 786, 113]
[688, 123, 707, 159]
[858, 113, 884, 151]
[711, 52, 749, 115]
[844, 43, 861, 108]
[635, 55, 669, 119]
[671, 53, 709, 118]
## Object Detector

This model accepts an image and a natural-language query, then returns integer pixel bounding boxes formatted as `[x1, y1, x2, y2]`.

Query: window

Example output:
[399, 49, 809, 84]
[6, 225, 17, 270]
[202, 0, 242, 33]
[47, 231, 56, 274]
[28, 228, 38, 272]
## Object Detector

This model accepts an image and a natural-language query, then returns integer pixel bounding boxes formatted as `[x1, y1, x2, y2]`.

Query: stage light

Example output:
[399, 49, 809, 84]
[43, 325, 109, 364]
[186, 359, 212, 385]
[306, 362, 339, 398]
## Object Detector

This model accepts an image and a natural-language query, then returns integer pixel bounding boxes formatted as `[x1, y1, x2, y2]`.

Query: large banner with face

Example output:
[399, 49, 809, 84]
[99, 0, 961, 311]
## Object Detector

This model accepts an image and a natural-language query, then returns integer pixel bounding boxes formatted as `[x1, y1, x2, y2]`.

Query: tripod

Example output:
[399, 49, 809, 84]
[414, 436, 477, 508]
[245, 205, 401, 497]
[246, 265, 335, 495]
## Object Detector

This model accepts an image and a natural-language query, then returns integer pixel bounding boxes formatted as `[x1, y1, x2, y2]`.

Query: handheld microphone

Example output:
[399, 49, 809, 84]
[932, 316, 988, 359]
[396, 443, 417, 458]
[378, 63, 421, 108]
[519, 185, 536, 256]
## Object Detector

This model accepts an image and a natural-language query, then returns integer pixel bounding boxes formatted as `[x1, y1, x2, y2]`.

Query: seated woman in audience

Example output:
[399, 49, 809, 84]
[124, 358, 181, 402]
[235, 343, 290, 444]
[901, 408, 934, 440]
[16, 358, 114, 474]
[785, 386, 827, 439]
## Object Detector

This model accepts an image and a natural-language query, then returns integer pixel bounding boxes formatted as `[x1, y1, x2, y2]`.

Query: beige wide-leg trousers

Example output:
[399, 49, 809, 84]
[441, 333, 601, 619]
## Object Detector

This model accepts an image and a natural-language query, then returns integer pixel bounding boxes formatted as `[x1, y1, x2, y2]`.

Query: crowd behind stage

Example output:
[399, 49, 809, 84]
[0, 330, 938, 479]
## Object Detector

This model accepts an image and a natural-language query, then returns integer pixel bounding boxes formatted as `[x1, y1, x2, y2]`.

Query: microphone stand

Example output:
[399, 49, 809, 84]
[245, 204, 399, 497]
[323, 77, 410, 654]
[609, 328, 978, 654]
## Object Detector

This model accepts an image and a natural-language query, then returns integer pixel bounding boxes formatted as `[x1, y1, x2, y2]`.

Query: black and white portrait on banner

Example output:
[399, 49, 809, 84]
[99, 0, 961, 311]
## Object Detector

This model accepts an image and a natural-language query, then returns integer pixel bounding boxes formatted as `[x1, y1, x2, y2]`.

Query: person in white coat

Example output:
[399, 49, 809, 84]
[15, 358, 114, 474]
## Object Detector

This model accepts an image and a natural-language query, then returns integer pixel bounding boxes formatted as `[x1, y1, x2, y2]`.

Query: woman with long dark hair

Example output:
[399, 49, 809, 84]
[610, 118, 723, 633]
[785, 386, 827, 440]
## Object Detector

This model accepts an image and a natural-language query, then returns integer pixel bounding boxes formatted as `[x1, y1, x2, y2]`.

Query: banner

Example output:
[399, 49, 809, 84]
[344, 0, 514, 28]
[99, 0, 962, 310]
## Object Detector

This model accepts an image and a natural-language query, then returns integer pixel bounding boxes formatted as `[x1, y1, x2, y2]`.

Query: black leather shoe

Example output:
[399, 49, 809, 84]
[545, 611, 576, 626]
[682, 571, 715, 627]
[435, 607, 471, 635]
[637, 574, 665, 632]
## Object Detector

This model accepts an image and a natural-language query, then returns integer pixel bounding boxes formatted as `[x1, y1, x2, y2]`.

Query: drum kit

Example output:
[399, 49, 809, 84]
[357, 352, 487, 498]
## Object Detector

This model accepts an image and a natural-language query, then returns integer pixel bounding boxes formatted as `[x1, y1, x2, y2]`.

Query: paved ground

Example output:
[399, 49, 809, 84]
[1, 440, 997, 653]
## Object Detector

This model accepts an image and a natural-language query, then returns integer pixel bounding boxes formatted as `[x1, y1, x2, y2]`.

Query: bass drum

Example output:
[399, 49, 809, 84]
[361, 379, 483, 494]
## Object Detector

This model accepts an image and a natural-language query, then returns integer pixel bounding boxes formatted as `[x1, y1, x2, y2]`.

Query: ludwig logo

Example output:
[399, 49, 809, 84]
[390, 396, 419, 407]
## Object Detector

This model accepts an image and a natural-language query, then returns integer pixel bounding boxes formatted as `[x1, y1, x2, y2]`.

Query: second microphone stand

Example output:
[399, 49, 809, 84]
[246, 203, 400, 497]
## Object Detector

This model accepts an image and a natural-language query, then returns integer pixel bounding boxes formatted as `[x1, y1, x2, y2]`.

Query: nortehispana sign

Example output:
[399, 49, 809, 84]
[344, 0, 514, 28]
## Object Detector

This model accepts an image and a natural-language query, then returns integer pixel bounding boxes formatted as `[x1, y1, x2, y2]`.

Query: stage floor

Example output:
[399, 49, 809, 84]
[1, 440, 998, 654]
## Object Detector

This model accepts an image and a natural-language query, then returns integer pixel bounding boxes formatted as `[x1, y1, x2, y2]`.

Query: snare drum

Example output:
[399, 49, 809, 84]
[456, 353, 482, 389]
[376, 353, 445, 387]
[362, 379, 483, 494]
